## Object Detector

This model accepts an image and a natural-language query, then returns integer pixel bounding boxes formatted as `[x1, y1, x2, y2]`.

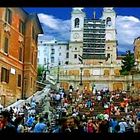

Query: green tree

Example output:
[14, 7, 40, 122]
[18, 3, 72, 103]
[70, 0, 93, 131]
[120, 50, 135, 75]
[37, 64, 45, 81]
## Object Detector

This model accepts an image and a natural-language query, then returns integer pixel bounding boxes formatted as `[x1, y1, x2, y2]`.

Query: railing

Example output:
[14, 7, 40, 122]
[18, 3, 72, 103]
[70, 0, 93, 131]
[46, 75, 56, 85]
[58, 75, 135, 82]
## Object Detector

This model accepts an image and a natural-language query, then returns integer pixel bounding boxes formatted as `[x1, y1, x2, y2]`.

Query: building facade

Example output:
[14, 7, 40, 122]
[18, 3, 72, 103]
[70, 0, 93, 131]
[58, 8, 140, 92]
[102, 7, 117, 64]
[38, 38, 69, 68]
[69, 7, 117, 65]
[134, 37, 140, 70]
[37, 7, 140, 93]
[69, 8, 85, 64]
[57, 7, 120, 90]
[0, 8, 43, 107]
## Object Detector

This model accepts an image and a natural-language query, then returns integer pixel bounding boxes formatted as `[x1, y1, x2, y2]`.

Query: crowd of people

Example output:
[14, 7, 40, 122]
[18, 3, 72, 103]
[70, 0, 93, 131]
[0, 85, 140, 133]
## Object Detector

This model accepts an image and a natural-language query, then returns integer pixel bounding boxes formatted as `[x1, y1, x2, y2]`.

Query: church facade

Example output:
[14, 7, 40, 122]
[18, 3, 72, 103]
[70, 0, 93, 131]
[58, 8, 140, 92]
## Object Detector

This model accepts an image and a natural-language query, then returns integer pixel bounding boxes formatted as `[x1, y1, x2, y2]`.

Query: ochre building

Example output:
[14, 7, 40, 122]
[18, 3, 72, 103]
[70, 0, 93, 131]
[0, 8, 43, 107]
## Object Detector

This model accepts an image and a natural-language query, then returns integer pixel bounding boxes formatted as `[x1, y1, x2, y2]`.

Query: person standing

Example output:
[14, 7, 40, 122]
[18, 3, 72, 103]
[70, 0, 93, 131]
[135, 118, 140, 132]
[0, 110, 17, 133]
[34, 117, 47, 133]
[17, 116, 25, 133]
[118, 118, 128, 133]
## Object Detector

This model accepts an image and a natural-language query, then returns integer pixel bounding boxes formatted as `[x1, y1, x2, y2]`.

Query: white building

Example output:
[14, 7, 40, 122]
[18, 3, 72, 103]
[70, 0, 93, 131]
[38, 36, 69, 68]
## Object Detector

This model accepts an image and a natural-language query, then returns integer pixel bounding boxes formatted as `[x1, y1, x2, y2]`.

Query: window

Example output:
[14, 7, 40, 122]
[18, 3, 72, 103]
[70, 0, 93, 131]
[19, 47, 23, 62]
[74, 54, 77, 58]
[66, 52, 69, 58]
[75, 47, 77, 50]
[4, 37, 9, 54]
[65, 61, 69, 65]
[66, 45, 69, 50]
[19, 20, 25, 35]
[31, 77, 32, 88]
[74, 18, 80, 28]
[51, 56, 54, 63]
[17, 74, 21, 87]
[1, 67, 9, 83]
[51, 49, 55, 55]
[114, 69, 120, 76]
[5, 8, 12, 24]
[107, 53, 110, 58]
[59, 53, 61, 56]
[44, 58, 46, 65]
[104, 70, 109, 76]
[106, 17, 112, 26]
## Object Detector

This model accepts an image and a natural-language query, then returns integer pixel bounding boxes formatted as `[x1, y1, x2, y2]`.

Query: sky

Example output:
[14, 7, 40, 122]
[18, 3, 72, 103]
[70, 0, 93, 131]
[24, 7, 140, 54]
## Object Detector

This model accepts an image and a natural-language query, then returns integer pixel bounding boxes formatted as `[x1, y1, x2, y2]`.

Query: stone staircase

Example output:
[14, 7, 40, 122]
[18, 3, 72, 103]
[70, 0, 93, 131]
[79, 100, 105, 117]
[78, 93, 128, 120]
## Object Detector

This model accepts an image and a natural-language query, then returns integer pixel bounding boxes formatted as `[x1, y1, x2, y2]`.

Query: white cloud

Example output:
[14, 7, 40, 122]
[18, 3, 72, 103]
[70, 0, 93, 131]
[38, 13, 71, 41]
[116, 15, 140, 52]
[38, 13, 140, 53]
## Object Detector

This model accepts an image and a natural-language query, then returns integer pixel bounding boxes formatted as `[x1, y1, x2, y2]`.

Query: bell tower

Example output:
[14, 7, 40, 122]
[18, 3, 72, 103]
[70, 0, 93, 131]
[68, 8, 86, 64]
[70, 8, 85, 42]
[102, 7, 117, 63]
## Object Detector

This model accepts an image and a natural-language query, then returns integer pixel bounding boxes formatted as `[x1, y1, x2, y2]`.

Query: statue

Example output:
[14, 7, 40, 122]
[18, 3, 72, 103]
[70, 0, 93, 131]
[42, 70, 46, 82]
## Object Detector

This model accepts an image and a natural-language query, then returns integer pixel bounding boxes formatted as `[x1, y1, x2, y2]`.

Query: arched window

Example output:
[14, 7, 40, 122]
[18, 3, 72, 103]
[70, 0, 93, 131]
[74, 18, 80, 28]
[106, 17, 112, 26]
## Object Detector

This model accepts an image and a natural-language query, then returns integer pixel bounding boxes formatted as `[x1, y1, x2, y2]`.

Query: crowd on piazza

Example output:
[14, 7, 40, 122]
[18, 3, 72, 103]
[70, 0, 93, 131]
[0, 85, 140, 133]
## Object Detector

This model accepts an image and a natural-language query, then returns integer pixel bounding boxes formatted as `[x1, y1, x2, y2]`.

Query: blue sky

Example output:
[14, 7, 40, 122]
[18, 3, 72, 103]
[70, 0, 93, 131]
[24, 7, 140, 54]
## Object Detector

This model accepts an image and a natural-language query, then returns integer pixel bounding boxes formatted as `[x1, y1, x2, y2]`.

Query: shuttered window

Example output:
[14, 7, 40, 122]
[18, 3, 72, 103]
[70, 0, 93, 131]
[4, 37, 9, 54]
[19, 20, 25, 35]
[1, 67, 9, 83]
[5, 8, 12, 24]
[18, 74, 21, 87]
[19, 47, 23, 62]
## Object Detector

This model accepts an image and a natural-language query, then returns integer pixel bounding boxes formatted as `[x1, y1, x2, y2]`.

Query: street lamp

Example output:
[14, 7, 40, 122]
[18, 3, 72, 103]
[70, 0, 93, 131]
[79, 66, 83, 86]
[132, 73, 134, 87]
[57, 61, 60, 84]
[42, 68, 47, 82]
[130, 68, 136, 95]
[99, 62, 103, 76]
[46, 59, 50, 75]
[78, 55, 83, 86]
